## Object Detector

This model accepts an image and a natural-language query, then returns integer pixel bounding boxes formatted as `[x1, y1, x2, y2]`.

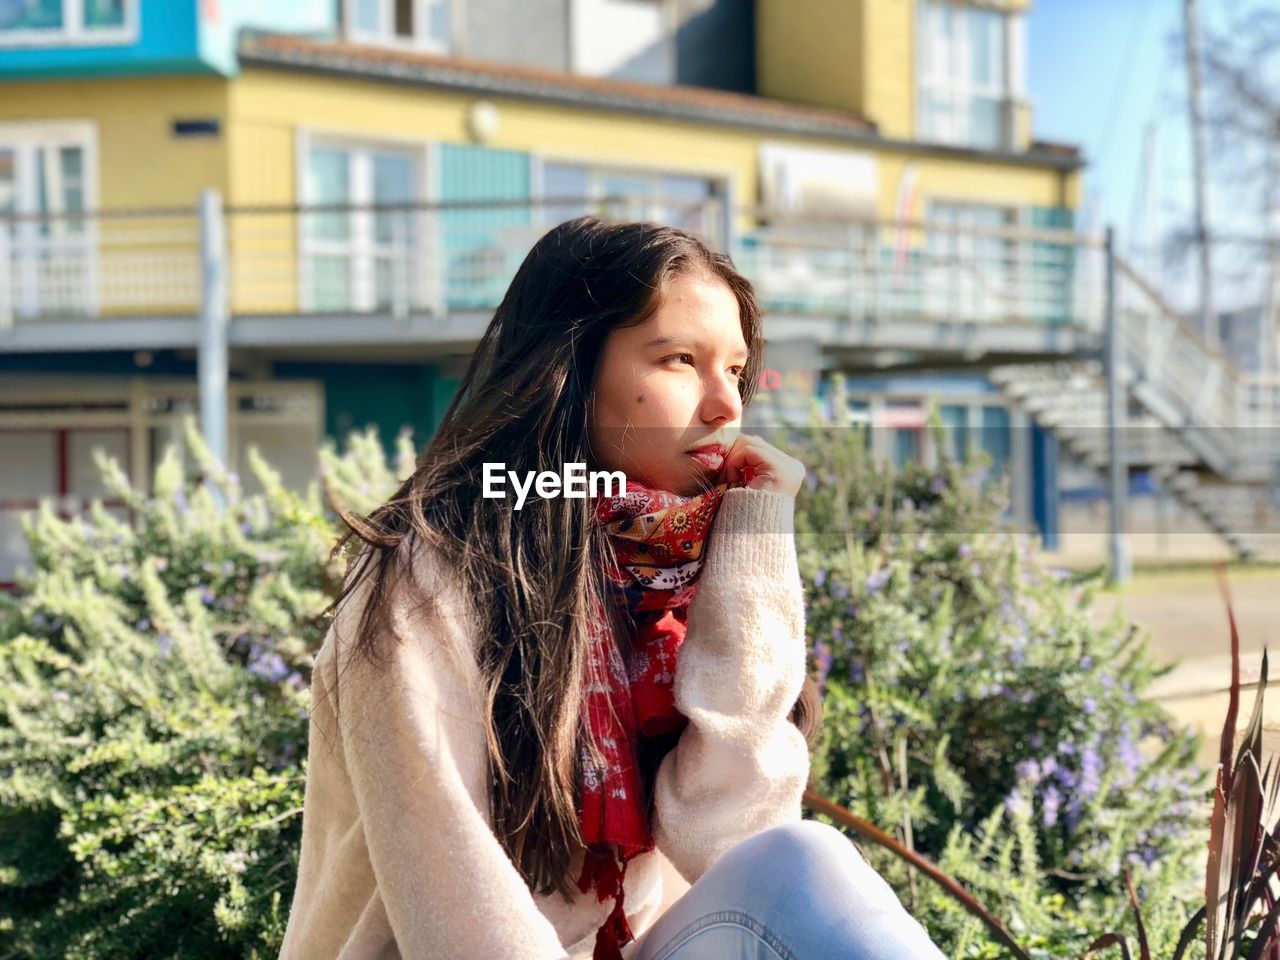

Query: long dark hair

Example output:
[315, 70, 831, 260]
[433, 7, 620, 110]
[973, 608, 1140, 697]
[324, 216, 823, 901]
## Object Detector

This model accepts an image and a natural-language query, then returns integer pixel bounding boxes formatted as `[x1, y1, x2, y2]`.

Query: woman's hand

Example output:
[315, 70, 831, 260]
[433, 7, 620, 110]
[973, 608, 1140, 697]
[722, 434, 805, 497]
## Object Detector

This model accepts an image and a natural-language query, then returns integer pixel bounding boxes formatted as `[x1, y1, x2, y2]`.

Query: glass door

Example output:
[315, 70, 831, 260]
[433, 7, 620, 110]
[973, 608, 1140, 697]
[0, 135, 93, 321]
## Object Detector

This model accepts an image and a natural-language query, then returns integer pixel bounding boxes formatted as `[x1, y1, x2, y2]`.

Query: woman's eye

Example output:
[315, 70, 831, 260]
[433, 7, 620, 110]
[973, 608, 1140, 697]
[728, 366, 744, 379]
[663, 353, 695, 366]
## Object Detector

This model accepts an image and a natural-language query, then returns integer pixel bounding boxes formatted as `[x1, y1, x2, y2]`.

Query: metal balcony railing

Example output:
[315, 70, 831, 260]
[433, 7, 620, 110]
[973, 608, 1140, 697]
[0, 196, 1101, 330]
[4, 193, 1275, 481]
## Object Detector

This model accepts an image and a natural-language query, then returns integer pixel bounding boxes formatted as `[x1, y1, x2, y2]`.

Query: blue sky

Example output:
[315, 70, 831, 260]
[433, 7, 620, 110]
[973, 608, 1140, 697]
[1027, 0, 1267, 309]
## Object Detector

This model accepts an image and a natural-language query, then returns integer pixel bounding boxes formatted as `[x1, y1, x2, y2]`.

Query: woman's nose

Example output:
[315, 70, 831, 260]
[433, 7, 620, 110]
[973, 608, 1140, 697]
[701, 373, 742, 423]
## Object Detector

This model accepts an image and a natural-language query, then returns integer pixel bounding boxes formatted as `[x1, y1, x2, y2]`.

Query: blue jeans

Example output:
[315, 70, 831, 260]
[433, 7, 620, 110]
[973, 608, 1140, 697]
[629, 820, 947, 960]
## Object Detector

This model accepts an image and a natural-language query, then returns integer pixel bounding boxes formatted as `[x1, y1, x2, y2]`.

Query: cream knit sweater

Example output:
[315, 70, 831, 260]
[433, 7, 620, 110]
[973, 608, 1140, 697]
[278, 487, 813, 960]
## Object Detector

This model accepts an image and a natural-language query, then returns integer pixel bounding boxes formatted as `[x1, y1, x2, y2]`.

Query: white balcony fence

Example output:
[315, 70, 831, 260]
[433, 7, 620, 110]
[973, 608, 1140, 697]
[0, 196, 1099, 328]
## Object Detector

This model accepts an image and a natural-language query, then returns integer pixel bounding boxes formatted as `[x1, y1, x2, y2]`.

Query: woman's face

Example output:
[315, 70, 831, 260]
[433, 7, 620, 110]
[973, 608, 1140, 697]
[588, 271, 748, 496]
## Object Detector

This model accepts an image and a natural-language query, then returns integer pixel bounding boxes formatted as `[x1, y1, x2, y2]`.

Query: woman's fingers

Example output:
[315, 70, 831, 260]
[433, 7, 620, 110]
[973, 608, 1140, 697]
[723, 435, 805, 496]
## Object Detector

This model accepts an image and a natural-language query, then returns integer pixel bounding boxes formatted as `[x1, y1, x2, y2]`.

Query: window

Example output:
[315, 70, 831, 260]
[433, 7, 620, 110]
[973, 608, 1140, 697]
[939, 403, 969, 463]
[540, 160, 720, 239]
[0, 0, 134, 47]
[926, 199, 1018, 323]
[980, 405, 1011, 479]
[917, 0, 1023, 150]
[343, 0, 451, 53]
[300, 137, 424, 313]
[0, 122, 97, 322]
[0, 427, 130, 586]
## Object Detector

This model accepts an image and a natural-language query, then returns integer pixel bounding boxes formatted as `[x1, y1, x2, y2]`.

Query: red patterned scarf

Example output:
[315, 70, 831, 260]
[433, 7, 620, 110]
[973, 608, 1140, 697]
[576, 477, 731, 960]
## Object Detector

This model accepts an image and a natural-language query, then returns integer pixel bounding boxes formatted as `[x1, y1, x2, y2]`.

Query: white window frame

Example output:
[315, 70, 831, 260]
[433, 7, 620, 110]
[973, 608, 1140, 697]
[295, 128, 434, 315]
[0, 0, 138, 49]
[341, 0, 453, 54]
[533, 153, 728, 241]
[0, 119, 100, 324]
[915, 0, 1022, 150]
[924, 197, 1019, 323]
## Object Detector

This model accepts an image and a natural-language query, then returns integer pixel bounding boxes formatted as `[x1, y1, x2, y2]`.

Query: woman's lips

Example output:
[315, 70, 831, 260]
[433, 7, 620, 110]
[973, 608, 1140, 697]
[686, 450, 726, 472]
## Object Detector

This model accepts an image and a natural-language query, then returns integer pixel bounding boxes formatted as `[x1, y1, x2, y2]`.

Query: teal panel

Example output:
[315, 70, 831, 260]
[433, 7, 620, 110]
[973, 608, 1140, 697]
[939, 403, 969, 463]
[440, 144, 532, 309]
[269, 363, 438, 457]
[1028, 206, 1077, 328]
[430, 376, 462, 436]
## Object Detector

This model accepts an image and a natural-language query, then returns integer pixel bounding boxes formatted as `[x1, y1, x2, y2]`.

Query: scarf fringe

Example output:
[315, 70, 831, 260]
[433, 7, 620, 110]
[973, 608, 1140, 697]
[576, 847, 635, 960]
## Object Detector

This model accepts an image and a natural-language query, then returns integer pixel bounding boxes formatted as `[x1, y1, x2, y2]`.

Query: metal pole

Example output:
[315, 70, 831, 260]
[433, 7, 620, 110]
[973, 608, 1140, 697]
[1105, 226, 1131, 584]
[198, 189, 230, 483]
[1184, 0, 1215, 346]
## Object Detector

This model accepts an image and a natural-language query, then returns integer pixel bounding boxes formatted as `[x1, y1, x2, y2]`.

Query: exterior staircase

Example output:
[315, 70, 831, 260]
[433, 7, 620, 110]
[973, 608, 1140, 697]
[988, 258, 1280, 563]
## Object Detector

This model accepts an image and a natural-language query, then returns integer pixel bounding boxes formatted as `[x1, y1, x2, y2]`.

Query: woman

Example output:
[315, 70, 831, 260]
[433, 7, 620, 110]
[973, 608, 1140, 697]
[279, 216, 944, 959]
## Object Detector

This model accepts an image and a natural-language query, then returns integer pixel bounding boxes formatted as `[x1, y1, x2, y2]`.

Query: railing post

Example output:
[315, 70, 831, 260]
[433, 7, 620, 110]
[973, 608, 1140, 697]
[391, 211, 408, 320]
[1104, 225, 1131, 584]
[866, 220, 880, 321]
[0, 219, 11, 330]
[198, 189, 230, 486]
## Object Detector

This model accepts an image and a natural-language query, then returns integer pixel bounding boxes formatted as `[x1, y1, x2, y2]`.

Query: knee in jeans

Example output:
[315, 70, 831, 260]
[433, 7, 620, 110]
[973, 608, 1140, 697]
[743, 819, 865, 876]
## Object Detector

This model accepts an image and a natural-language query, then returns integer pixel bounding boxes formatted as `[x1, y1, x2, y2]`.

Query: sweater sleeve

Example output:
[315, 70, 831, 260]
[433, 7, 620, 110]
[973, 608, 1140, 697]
[330, 568, 572, 960]
[651, 487, 813, 886]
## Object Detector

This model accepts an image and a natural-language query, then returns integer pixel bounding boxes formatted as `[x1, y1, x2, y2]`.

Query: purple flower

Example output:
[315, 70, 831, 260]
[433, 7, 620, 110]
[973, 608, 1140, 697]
[832, 623, 845, 643]
[865, 570, 889, 594]
[249, 650, 290, 684]
[1042, 784, 1062, 828]
[1118, 736, 1143, 777]
[930, 475, 946, 495]
[831, 581, 850, 601]
[198, 585, 216, 605]
[814, 640, 834, 684]
[136, 618, 151, 632]
[1015, 758, 1042, 784]
[814, 569, 827, 588]
[157, 634, 174, 657]
[240, 521, 254, 535]
[848, 660, 866, 684]
[1082, 696, 1097, 716]
[958, 543, 972, 559]
[1005, 787, 1026, 817]
[1080, 655, 1093, 670]
[1080, 746, 1103, 799]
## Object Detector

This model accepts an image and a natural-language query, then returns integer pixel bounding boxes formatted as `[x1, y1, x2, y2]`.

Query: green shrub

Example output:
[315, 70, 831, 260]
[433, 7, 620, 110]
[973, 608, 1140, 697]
[0, 420, 409, 958]
[0, 405, 1209, 958]
[788, 384, 1207, 957]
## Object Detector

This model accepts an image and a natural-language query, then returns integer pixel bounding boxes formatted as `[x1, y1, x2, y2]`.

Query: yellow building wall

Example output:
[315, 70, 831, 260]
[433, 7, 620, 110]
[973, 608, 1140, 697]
[0, 66, 1076, 317]
[226, 67, 1076, 311]
[0, 76, 230, 316]
[755, 1, 864, 118]
[0, 76, 229, 206]
[230, 67, 1074, 210]
[759, 0, 1035, 144]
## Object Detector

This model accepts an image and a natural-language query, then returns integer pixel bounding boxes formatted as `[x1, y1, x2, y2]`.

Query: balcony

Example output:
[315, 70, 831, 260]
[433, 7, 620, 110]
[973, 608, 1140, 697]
[0, 195, 1104, 357]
